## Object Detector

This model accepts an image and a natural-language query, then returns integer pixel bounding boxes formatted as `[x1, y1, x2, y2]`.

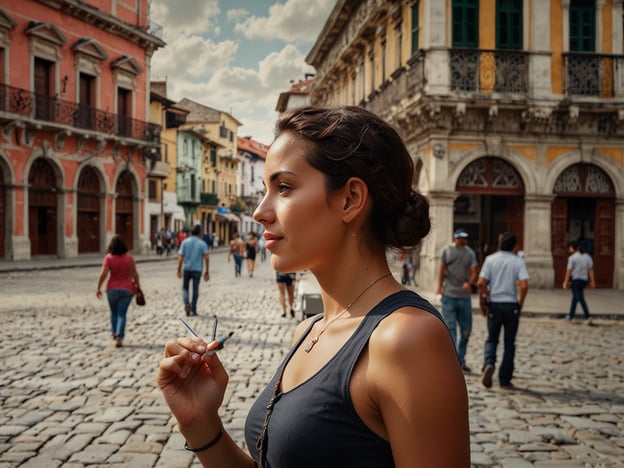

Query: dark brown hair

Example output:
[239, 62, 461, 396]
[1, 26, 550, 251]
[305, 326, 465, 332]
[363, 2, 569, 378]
[107, 234, 129, 255]
[275, 105, 430, 250]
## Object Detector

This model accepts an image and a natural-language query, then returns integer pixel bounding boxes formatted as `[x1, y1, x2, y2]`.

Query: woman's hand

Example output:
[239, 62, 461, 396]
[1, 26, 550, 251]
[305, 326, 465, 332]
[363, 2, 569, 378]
[157, 337, 229, 428]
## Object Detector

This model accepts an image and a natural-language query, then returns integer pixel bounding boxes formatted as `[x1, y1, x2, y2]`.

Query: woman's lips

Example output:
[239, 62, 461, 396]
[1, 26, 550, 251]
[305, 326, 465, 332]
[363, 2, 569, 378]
[263, 233, 281, 250]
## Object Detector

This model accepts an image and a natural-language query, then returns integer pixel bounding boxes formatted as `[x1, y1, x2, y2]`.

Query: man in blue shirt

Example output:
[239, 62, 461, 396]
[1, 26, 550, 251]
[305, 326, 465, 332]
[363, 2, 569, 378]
[177, 224, 210, 316]
[477, 231, 529, 390]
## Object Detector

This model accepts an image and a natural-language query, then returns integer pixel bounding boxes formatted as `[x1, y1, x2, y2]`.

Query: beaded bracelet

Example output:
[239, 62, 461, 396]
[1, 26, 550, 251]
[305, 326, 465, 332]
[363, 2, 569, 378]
[183, 423, 224, 452]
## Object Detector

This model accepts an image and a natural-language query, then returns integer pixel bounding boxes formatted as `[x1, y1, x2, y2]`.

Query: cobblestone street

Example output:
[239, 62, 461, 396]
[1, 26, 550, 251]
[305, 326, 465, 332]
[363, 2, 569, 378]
[1, 252, 623, 467]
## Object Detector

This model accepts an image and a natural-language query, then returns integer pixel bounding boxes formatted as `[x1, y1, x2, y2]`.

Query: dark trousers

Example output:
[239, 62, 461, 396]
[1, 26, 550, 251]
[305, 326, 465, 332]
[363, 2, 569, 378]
[483, 302, 520, 386]
[182, 270, 201, 314]
[569, 279, 590, 319]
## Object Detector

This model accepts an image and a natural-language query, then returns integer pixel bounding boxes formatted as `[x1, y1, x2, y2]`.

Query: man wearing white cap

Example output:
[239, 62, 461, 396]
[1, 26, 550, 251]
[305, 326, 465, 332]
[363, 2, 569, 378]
[437, 228, 479, 371]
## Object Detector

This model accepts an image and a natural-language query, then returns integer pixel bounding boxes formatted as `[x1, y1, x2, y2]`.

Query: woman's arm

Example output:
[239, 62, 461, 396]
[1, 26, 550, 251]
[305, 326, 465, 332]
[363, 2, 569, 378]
[157, 338, 255, 468]
[96, 265, 109, 299]
[368, 309, 470, 468]
[131, 259, 141, 290]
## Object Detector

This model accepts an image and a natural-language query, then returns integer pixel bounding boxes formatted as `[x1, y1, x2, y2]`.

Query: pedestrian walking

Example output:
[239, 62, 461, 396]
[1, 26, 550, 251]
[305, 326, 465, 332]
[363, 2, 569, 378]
[212, 232, 219, 251]
[227, 232, 245, 277]
[478, 231, 529, 390]
[96, 234, 141, 348]
[276, 271, 296, 318]
[177, 224, 210, 316]
[245, 232, 258, 277]
[563, 240, 595, 324]
[437, 228, 479, 372]
[157, 105, 469, 467]
[155, 227, 165, 256]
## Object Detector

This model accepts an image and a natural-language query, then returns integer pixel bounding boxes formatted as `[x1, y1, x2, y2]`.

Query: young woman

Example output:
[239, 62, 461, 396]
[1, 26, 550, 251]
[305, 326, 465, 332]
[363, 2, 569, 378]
[96, 235, 141, 347]
[157, 106, 470, 467]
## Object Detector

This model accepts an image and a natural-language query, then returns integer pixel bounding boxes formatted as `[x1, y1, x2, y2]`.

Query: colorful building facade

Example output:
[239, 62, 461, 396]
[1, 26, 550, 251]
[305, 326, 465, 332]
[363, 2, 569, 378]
[0, 0, 164, 260]
[307, 0, 624, 289]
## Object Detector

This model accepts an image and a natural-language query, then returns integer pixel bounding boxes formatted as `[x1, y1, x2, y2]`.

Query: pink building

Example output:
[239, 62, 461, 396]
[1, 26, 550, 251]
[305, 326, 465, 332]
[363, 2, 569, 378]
[0, 0, 164, 260]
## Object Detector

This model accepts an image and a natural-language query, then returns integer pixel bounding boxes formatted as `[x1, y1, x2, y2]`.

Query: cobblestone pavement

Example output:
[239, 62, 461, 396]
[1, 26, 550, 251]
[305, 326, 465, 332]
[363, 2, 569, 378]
[0, 252, 623, 467]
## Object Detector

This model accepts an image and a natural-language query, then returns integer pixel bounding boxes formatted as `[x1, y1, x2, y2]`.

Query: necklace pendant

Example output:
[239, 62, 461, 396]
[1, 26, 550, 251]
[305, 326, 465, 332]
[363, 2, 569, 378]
[304, 336, 318, 353]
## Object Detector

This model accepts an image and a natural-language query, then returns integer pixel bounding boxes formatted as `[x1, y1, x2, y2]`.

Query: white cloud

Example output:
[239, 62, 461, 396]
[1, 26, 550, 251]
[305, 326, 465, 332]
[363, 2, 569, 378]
[150, 0, 220, 38]
[152, 35, 238, 80]
[227, 8, 249, 22]
[234, 0, 335, 42]
[149, 0, 335, 144]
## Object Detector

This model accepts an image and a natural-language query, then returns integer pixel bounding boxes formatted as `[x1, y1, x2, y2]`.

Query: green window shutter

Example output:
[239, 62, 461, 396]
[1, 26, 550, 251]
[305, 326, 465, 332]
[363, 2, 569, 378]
[569, 0, 595, 52]
[411, 2, 419, 53]
[452, 0, 479, 48]
[496, 0, 523, 50]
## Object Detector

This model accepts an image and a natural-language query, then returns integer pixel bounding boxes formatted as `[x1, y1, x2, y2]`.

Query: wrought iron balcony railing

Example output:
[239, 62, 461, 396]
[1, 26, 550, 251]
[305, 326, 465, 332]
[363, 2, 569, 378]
[0, 83, 160, 145]
[563, 52, 624, 97]
[450, 48, 529, 94]
[200, 192, 218, 206]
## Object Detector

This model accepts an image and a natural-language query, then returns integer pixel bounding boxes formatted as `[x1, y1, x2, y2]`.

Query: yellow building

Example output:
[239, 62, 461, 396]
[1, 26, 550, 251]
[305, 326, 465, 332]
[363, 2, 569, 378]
[307, 0, 624, 289]
[177, 99, 242, 245]
[149, 82, 188, 240]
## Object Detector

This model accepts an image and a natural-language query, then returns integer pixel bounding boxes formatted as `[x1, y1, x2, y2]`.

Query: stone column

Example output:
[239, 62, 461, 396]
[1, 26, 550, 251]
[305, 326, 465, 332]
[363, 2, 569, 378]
[417, 190, 455, 290]
[523, 194, 556, 288]
[529, 0, 553, 98]
[422, 0, 449, 95]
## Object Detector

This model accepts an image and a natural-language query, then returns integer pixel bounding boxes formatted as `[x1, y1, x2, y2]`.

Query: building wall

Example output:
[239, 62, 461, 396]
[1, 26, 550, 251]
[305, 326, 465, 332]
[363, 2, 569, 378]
[0, 0, 163, 260]
[306, 0, 624, 289]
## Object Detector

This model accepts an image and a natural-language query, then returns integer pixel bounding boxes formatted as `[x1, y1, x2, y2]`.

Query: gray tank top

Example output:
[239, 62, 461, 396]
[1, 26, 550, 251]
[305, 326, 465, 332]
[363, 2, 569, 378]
[244, 290, 444, 468]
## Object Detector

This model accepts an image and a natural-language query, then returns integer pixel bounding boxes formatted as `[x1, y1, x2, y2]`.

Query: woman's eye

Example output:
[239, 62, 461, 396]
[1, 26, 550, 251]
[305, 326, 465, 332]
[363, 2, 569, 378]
[278, 183, 291, 193]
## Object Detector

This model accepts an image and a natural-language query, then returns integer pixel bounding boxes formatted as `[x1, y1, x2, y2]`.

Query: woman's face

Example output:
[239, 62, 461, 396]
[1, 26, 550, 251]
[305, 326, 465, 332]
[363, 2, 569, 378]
[253, 132, 345, 273]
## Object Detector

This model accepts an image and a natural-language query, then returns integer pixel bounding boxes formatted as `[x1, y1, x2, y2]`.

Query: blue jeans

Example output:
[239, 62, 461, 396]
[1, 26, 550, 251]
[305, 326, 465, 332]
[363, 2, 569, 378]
[233, 254, 243, 276]
[483, 302, 520, 386]
[441, 295, 472, 365]
[183, 270, 202, 314]
[106, 289, 133, 340]
[569, 279, 590, 319]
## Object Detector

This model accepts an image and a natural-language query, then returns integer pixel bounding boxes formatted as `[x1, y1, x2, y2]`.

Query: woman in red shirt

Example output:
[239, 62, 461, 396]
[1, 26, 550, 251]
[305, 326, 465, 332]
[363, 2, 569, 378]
[96, 235, 141, 347]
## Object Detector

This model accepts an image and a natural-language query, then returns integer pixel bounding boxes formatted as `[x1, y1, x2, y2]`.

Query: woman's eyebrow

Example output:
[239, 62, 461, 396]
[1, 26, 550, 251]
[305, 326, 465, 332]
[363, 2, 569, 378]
[268, 170, 296, 182]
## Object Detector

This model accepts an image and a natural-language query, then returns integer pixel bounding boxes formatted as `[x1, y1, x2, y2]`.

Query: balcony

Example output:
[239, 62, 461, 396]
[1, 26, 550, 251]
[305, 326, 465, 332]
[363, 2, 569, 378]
[200, 192, 218, 206]
[0, 83, 161, 145]
[563, 52, 624, 97]
[450, 48, 529, 94]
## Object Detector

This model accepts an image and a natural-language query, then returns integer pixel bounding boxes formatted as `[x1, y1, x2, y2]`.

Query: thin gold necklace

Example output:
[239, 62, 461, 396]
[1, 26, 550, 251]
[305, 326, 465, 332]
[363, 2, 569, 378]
[304, 272, 392, 353]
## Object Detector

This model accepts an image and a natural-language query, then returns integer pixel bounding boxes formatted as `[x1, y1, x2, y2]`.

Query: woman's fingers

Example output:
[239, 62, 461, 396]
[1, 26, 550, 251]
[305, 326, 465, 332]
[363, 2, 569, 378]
[164, 337, 206, 358]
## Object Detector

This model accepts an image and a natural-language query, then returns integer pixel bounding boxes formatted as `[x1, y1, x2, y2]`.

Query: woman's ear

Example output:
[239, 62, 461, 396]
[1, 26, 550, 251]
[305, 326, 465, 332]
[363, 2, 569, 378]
[341, 177, 368, 223]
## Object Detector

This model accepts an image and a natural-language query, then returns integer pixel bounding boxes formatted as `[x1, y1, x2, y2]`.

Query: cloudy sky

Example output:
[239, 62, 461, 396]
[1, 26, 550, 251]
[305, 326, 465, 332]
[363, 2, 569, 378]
[150, 0, 337, 146]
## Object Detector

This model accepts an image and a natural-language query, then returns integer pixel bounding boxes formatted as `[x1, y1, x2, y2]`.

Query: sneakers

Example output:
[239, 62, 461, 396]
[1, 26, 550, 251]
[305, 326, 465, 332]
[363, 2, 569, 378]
[481, 365, 494, 388]
[584, 318, 593, 326]
[290, 309, 295, 318]
[115, 338, 123, 348]
[500, 382, 515, 390]
[185, 304, 191, 316]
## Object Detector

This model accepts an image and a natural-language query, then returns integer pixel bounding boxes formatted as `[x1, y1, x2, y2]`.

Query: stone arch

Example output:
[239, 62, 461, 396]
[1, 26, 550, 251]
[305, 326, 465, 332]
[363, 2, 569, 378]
[27, 157, 63, 256]
[113, 168, 139, 250]
[448, 144, 537, 195]
[544, 149, 624, 198]
[76, 164, 106, 253]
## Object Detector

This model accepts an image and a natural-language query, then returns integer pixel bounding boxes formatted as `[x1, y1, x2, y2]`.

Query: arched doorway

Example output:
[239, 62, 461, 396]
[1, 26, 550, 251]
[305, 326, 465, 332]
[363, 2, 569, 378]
[77, 166, 101, 253]
[455, 157, 525, 264]
[115, 171, 134, 250]
[551, 163, 615, 288]
[28, 158, 58, 256]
